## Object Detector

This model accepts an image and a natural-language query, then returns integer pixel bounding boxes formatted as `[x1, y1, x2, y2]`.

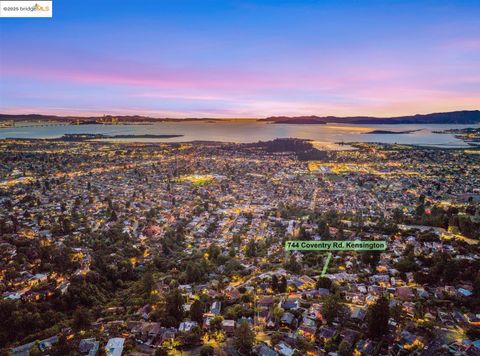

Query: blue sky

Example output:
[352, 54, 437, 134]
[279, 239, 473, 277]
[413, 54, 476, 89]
[1, 0, 479, 117]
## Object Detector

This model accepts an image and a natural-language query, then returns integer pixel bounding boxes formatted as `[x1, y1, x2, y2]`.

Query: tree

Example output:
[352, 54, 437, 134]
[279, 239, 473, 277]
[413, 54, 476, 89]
[271, 275, 279, 292]
[362, 250, 381, 270]
[154, 348, 168, 356]
[322, 294, 341, 324]
[184, 261, 204, 283]
[190, 299, 204, 324]
[278, 276, 288, 293]
[298, 226, 311, 240]
[210, 315, 223, 332]
[199, 345, 214, 356]
[415, 204, 425, 217]
[418, 194, 426, 205]
[270, 331, 283, 346]
[285, 255, 301, 274]
[316, 277, 332, 290]
[474, 275, 480, 296]
[316, 220, 329, 237]
[50, 334, 76, 356]
[338, 340, 352, 356]
[109, 209, 118, 222]
[295, 335, 314, 354]
[234, 320, 254, 354]
[179, 326, 202, 346]
[141, 271, 155, 296]
[392, 208, 404, 223]
[29, 343, 43, 356]
[224, 259, 245, 276]
[272, 306, 284, 324]
[73, 306, 92, 330]
[395, 256, 418, 273]
[207, 244, 220, 261]
[390, 302, 405, 322]
[245, 239, 257, 258]
[366, 296, 389, 338]
[164, 287, 184, 327]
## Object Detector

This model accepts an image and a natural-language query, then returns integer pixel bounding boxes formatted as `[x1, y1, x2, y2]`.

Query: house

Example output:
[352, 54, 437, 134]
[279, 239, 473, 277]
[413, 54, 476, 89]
[210, 301, 221, 315]
[438, 311, 455, 326]
[130, 322, 163, 344]
[225, 287, 241, 302]
[453, 310, 467, 325]
[467, 341, 480, 355]
[258, 295, 275, 308]
[306, 303, 324, 322]
[298, 317, 317, 338]
[281, 298, 300, 310]
[29, 273, 48, 286]
[238, 317, 254, 328]
[280, 312, 296, 328]
[12, 336, 59, 356]
[466, 314, 480, 326]
[341, 328, 360, 347]
[355, 339, 375, 355]
[179, 321, 198, 332]
[398, 330, 416, 345]
[275, 341, 296, 356]
[395, 286, 413, 301]
[106, 338, 125, 356]
[178, 284, 193, 294]
[300, 275, 316, 286]
[3, 291, 22, 300]
[458, 288, 473, 297]
[257, 307, 270, 326]
[256, 343, 279, 356]
[79, 338, 100, 356]
[290, 275, 315, 290]
[416, 287, 429, 298]
[318, 326, 336, 343]
[222, 319, 235, 335]
[351, 307, 367, 321]
[203, 315, 214, 330]
[344, 292, 364, 304]
[317, 287, 330, 297]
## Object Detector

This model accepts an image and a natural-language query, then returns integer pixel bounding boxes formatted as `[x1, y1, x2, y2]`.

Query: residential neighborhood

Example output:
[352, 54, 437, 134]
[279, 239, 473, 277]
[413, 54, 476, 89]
[1, 138, 480, 355]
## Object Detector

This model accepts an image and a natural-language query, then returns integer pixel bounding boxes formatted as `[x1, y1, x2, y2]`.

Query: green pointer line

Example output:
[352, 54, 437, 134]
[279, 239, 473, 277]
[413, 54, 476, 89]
[321, 252, 332, 277]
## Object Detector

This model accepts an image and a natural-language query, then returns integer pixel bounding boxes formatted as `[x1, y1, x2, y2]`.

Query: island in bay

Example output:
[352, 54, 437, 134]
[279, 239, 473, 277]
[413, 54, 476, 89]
[364, 129, 422, 134]
[7, 133, 184, 141]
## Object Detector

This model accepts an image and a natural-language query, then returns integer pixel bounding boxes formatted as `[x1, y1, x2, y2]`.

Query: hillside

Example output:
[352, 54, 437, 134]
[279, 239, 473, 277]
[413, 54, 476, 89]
[1, 110, 480, 124]
[261, 110, 480, 124]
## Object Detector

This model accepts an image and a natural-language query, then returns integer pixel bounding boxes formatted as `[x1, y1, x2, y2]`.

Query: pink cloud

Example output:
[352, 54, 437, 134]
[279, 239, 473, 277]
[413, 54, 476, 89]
[1, 46, 414, 94]
[1, 46, 479, 118]
[2, 60, 285, 91]
[442, 38, 480, 51]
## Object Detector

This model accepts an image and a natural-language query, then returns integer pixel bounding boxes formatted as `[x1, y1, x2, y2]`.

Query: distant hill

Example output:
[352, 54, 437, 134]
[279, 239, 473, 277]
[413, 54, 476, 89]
[1, 110, 480, 124]
[0, 114, 225, 123]
[259, 116, 327, 124]
[261, 110, 480, 124]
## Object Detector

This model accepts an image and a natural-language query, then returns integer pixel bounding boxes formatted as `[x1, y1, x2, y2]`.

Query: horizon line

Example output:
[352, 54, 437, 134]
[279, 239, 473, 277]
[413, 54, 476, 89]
[1, 109, 479, 120]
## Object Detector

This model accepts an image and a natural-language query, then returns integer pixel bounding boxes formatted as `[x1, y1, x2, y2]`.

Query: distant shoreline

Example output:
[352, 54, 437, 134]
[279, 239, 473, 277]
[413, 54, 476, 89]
[5, 134, 184, 142]
[1, 109, 480, 125]
[363, 129, 422, 134]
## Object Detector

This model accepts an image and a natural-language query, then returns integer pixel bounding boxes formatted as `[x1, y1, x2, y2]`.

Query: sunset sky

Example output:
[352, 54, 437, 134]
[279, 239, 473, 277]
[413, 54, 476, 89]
[0, 0, 479, 118]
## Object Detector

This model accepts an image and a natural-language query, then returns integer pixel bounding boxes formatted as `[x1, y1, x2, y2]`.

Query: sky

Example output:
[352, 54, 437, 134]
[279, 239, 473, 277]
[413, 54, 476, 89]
[0, 0, 479, 118]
